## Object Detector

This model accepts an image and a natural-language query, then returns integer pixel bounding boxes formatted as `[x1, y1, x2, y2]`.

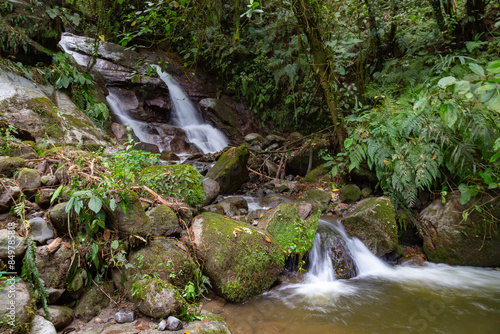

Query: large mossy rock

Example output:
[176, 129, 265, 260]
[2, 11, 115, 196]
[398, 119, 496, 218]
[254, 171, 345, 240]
[340, 197, 398, 257]
[0, 280, 33, 334]
[258, 203, 320, 256]
[298, 189, 332, 213]
[339, 184, 362, 203]
[140, 165, 204, 207]
[0, 78, 109, 147]
[418, 193, 500, 266]
[112, 238, 197, 292]
[105, 190, 153, 238]
[302, 164, 330, 182]
[131, 278, 185, 319]
[206, 145, 249, 194]
[147, 205, 182, 236]
[190, 213, 285, 302]
[0, 157, 27, 178]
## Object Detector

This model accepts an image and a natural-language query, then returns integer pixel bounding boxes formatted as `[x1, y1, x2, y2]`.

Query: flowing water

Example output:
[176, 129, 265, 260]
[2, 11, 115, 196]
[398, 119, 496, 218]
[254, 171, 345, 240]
[211, 219, 500, 334]
[154, 66, 228, 154]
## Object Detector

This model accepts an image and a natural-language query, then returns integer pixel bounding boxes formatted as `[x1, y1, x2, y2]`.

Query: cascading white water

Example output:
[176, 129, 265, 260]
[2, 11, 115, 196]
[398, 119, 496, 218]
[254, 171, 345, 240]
[154, 66, 228, 154]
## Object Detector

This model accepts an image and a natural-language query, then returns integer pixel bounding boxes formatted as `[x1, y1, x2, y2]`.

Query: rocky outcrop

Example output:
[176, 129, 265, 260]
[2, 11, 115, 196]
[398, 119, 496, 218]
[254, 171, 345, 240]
[206, 145, 249, 194]
[418, 193, 500, 266]
[341, 197, 399, 257]
[190, 213, 285, 302]
[199, 98, 242, 141]
[0, 76, 110, 147]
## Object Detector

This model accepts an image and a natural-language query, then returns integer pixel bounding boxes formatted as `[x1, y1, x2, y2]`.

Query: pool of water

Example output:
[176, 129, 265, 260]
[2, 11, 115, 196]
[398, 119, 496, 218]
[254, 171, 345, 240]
[205, 220, 500, 334]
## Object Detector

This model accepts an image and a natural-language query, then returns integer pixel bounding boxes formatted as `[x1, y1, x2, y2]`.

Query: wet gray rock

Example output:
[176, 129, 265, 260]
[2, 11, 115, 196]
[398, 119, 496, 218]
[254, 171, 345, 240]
[132, 278, 184, 319]
[29, 217, 54, 244]
[216, 196, 248, 217]
[115, 310, 134, 323]
[157, 319, 167, 331]
[206, 145, 249, 194]
[49, 202, 77, 235]
[36, 188, 55, 208]
[166, 316, 183, 330]
[30, 315, 56, 334]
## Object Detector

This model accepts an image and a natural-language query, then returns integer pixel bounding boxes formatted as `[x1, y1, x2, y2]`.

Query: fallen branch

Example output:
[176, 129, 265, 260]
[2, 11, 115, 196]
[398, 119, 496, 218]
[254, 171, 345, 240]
[143, 186, 169, 205]
[247, 167, 280, 180]
[92, 279, 119, 307]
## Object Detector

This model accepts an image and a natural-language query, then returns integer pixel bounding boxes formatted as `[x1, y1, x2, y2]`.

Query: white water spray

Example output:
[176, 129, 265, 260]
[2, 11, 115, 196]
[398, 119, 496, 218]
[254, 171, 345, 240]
[154, 66, 228, 154]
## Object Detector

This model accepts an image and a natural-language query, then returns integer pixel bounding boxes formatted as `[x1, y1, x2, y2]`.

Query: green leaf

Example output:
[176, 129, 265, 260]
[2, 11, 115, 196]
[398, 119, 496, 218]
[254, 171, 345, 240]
[486, 89, 500, 112]
[65, 197, 75, 214]
[88, 196, 103, 214]
[490, 151, 500, 163]
[50, 185, 64, 204]
[453, 80, 470, 95]
[469, 63, 485, 76]
[344, 138, 354, 148]
[438, 76, 456, 88]
[486, 60, 500, 74]
[111, 240, 119, 250]
[91, 243, 99, 268]
[475, 84, 495, 94]
[109, 199, 116, 211]
[440, 103, 458, 127]
[73, 199, 83, 215]
[458, 184, 478, 205]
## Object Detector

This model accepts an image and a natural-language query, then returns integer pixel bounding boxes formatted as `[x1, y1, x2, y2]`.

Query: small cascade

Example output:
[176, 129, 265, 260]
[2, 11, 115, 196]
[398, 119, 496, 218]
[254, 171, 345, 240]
[154, 66, 228, 154]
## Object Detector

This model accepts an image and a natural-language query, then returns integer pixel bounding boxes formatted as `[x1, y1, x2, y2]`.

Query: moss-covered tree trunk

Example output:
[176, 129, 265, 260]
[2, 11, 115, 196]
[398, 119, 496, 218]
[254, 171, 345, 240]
[290, 0, 346, 149]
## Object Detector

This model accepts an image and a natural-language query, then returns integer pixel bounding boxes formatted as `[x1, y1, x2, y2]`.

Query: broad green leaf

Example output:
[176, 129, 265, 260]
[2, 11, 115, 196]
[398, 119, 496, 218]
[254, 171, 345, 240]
[91, 243, 99, 268]
[469, 63, 485, 76]
[486, 60, 500, 74]
[486, 90, 500, 112]
[453, 80, 470, 95]
[111, 240, 120, 250]
[440, 103, 458, 127]
[65, 197, 75, 214]
[479, 171, 493, 185]
[109, 199, 116, 211]
[490, 151, 500, 163]
[438, 76, 456, 88]
[413, 97, 427, 111]
[88, 196, 103, 213]
[73, 199, 83, 215]
[458, 184, 478, 205]
[474, 84, 495, 94]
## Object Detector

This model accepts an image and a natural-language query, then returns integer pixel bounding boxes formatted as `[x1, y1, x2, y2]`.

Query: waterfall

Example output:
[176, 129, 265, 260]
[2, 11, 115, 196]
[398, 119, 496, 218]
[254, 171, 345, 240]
[154, 66, 229, 154]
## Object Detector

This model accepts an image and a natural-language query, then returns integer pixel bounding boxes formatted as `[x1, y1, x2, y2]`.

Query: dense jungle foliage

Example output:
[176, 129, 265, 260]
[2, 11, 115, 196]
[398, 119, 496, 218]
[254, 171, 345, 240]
[1, 0, 499, 212]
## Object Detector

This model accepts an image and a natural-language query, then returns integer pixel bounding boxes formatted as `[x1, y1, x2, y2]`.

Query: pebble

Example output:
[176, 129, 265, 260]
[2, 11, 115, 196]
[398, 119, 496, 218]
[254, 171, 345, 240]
[115, 310, 134, 323]
[157, 319, 167, 331]
[166, 316, 183, 331]
[94, 318, 103, 324]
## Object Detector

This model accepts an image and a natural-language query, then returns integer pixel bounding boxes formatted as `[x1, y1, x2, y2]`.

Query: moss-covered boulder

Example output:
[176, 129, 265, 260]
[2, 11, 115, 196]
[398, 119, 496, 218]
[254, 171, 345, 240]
[6, 141, 38, 159]
[49, 202, 77, 235]
[0, 81, 109, 147]
[418, 193, 500, 266]
[0, 185, 21, 213]
[131, 278, 185, 319]
[147, 205, 182, 236]
[0, 280, 33, 334]
[112, 238, 196, 292]
[258, 203, 320, 256]
[140, 165, 204, 207]
[298, 189, 332, 213]
[16, 168, 41, 192]
[206, 145, 249, 194]
[105, 190, 153, 238]
[0, 157, 27, 177]
[302, 164, 330, 183]
[74, 282, 113, 322]
[340, 197, 398, 257]
[339, 184, 362, 203]
[190, 213, 285, 302]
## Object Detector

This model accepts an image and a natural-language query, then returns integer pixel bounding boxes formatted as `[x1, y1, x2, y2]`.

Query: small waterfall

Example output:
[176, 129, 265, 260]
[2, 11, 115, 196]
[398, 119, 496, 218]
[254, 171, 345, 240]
[154, 66, 228, 154]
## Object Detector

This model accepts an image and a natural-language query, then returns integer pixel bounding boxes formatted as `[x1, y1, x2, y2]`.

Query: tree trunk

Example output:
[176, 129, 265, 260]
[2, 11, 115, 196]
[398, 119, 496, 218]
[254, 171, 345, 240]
[464, 0, 486, 39]
[428, 0, 446, 32]
[363, 0, 383, 71]
[291, 0, 346, 148]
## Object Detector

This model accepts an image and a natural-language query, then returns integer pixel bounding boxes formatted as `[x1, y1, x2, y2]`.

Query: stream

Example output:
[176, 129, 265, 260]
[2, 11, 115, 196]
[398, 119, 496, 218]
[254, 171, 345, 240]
[206, 218, 500, 334]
